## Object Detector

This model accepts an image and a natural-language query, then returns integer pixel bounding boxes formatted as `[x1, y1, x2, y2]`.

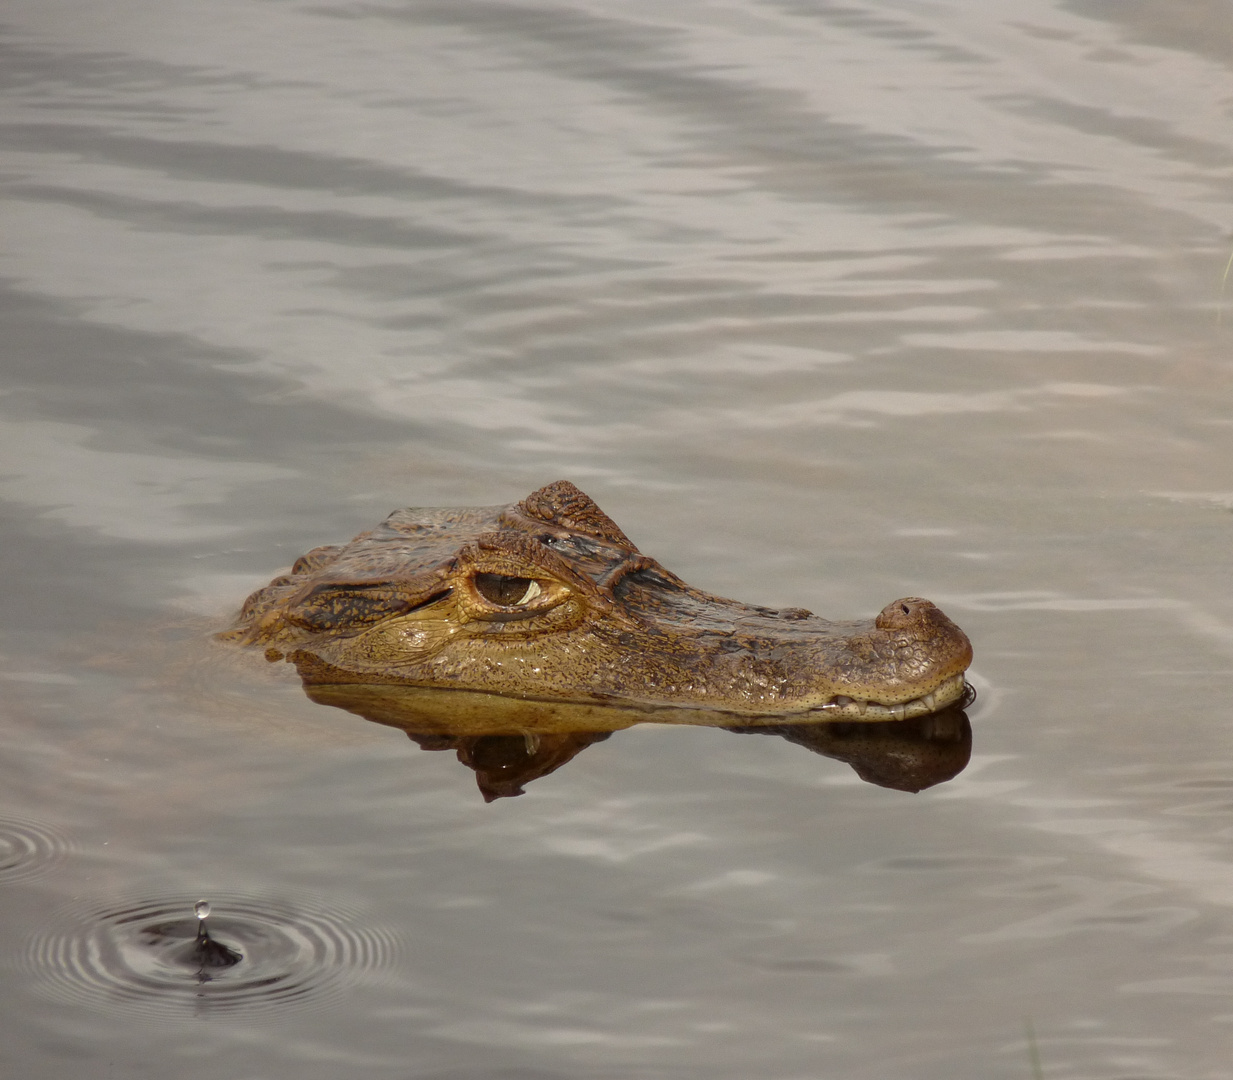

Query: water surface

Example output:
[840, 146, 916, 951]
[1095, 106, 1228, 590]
[3, 1, 1233, 1076]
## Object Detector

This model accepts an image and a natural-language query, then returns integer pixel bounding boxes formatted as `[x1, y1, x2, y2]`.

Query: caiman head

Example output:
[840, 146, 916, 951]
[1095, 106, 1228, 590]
[222, 481, 973, 720]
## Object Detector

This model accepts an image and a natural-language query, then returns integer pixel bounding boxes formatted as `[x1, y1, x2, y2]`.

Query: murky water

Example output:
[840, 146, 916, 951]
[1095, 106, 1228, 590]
[3, 0, 1233, 1076]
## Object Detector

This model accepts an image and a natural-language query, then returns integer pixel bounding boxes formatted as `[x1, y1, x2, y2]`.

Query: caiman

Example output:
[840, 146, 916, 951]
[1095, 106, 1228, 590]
[222, 481, 973, 722]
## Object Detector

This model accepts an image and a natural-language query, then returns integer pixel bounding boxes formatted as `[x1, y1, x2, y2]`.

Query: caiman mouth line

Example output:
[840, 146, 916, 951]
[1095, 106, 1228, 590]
[819, 673, 971, 721]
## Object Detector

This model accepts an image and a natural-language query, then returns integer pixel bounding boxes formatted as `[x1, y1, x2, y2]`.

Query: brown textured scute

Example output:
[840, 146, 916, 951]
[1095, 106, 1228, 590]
[292, 544, 345, 575]
[517, 481, 634, 548]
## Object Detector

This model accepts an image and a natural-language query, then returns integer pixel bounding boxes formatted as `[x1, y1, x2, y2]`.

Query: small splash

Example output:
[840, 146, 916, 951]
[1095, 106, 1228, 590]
[187, 899, 243, 970]
[23, 893, 404, 1020]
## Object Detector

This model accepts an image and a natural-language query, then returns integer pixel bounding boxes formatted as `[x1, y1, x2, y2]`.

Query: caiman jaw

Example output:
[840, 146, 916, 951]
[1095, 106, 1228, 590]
[818, 672, 969, 721]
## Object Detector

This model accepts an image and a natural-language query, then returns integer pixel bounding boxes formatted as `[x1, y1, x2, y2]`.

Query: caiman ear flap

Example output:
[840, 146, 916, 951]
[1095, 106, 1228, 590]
[518, 481, 634, 547]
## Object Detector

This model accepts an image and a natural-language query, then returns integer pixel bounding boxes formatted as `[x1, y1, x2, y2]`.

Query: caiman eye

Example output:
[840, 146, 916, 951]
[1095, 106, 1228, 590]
[473, 573, 542, 607]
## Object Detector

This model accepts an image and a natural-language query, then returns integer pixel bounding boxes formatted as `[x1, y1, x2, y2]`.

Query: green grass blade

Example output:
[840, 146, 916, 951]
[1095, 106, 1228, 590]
[1025, 1018, 1044, 1080]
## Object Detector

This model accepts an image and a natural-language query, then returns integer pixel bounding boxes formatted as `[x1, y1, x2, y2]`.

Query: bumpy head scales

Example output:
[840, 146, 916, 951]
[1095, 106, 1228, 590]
[516, 481, 634, 547]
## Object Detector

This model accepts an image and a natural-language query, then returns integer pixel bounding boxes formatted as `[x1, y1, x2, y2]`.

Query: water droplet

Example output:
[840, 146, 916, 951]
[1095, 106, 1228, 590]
[194, 900, 211, 921]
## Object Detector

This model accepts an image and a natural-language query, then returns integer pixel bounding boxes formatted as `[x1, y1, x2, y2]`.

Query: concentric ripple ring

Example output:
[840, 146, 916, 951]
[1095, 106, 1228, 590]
[23, 892, 404, 1020]
[0, 816, 74, 884]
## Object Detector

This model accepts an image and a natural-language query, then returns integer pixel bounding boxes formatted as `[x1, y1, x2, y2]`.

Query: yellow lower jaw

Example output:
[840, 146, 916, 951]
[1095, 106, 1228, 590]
[818, 672, 969, 721]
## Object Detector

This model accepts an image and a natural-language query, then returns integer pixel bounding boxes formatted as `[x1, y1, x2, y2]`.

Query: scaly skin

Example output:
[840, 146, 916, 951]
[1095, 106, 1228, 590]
[222, 482, 972, 719]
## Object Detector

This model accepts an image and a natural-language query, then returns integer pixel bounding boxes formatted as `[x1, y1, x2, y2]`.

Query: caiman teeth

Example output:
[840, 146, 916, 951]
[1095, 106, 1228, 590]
[819, 672, 967, 721]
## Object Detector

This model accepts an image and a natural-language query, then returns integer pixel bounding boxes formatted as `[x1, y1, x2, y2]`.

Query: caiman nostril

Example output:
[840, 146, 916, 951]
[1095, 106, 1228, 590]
[875, 597, 937, 630]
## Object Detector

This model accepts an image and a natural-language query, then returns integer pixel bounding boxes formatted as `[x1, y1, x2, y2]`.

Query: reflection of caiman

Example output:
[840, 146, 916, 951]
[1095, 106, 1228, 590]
[307, 682, 973, 801]
[223, 481, 973, 721]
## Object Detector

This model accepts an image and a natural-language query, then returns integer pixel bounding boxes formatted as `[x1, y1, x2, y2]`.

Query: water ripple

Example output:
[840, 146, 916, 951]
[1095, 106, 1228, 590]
[0, 816, 74, 884]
